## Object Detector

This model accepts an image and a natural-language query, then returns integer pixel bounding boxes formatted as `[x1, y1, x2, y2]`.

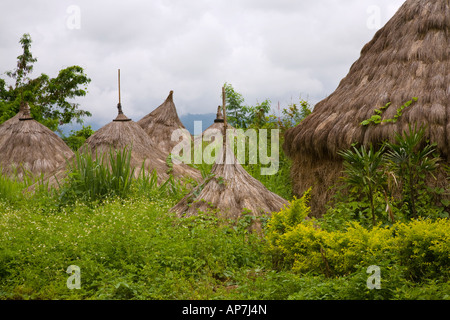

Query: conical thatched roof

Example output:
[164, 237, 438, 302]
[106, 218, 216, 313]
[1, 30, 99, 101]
[41, 103, 202, 188]
[171, 140, 288, 229]
[137, 91, 191, 157]
[283, 0, 450, 217]
[0, 102, 33, 149]
[171, 93, 288, 230]
[203, 105, 236, 137]
[0, 103, 74, 179]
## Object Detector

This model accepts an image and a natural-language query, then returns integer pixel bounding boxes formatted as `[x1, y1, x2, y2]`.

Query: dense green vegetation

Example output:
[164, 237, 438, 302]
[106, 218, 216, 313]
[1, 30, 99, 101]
[0, 123, 449, 300]
[0, 168, 448, 299]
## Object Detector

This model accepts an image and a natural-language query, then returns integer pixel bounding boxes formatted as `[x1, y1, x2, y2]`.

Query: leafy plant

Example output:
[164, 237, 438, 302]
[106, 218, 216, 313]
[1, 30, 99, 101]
[361, 98, 418, 126]
[338, 144, 387, 226]
[265, 188, 312, 269]
[62, 125, 95, 151]
[59, 147, 135, 204]
[384, 124, 440, 219]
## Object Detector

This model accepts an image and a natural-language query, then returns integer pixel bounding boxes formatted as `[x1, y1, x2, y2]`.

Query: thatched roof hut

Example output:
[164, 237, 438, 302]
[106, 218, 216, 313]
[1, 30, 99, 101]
[283, 0, 450, 217]
[171, 90, 288, 230]
[137, 90, 191, 157]
[39, 103, 201, 189]
[0, 103, 74, 179]
[171, 145, 288, 227]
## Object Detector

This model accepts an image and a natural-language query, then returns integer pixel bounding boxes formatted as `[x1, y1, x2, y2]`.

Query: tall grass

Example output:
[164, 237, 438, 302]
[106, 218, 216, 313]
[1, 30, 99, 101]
[0, 173, 26, 204]
[59, 147, 135, 204]
[58, 147, 192, 205]
[0, 166, 36, 205]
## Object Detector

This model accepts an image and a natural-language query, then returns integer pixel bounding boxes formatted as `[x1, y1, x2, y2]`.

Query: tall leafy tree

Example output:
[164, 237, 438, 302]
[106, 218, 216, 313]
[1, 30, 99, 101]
[223, 82, 246, 128]
[0, 33, 91, 131]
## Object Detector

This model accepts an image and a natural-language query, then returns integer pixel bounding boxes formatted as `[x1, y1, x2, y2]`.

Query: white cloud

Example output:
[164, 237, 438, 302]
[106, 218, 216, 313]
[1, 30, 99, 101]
[0, 0, 404, 129]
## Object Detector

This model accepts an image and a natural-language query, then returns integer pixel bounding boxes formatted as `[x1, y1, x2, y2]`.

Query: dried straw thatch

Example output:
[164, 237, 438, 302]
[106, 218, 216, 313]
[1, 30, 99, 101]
[137, 90, 191, 157]
[171, 90, 288, 230]
[0, 102, 33, 148]
[202, 105, 236, 138]
[0, 103, 74, 179]
[283, 0, 450, 217]
[39, 103, 202, 189]
[171, 145, 288, 227]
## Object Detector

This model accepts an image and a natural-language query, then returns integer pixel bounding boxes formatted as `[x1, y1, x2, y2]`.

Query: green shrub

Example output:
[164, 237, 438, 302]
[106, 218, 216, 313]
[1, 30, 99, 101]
[395, 218, 450, 281]
[265, 195, 449, 284]
[265, 188, 311, 268]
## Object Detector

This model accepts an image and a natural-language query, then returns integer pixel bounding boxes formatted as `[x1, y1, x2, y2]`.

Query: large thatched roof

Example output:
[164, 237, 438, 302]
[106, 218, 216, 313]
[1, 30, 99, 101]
[137, 90, 191, 157]
[285, 0, 450, 160]
[0, 103, 74, 179]
[39, 104, 201, 188]
[283, 0, 450, 217]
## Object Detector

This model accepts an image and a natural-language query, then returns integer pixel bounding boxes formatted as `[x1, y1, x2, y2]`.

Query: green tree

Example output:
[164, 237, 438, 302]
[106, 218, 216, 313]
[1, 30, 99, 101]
[278, 99, 312, 133]
[62, 125, 95, 151]
[247, 99, 271, 129]
[0, 33, 91, 131]
[223, 82, 247, 128]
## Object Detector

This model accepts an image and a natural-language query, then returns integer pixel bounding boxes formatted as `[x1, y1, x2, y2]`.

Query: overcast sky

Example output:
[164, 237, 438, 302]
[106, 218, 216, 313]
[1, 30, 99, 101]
[0, 0, 404, 130]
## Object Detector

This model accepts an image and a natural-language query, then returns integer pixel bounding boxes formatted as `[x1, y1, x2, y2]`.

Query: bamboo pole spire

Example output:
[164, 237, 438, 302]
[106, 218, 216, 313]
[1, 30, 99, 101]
[117, 69, 122, 114]
[113, 69, 130, 121]
[222, 86, 227, 137]
[221, 86, 228, 164]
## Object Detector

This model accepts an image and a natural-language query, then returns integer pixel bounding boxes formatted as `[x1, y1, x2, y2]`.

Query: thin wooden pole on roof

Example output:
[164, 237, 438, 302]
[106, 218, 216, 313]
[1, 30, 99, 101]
[222, 86, 227, 136]
[221, 86, 228, 163]
[117, 69, 123, 115]
[118, 69, 121, 105]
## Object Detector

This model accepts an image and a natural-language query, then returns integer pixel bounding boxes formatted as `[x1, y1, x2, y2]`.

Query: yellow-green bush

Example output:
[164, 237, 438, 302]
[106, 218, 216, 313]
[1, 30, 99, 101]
[265, 188, 312, 268]
[395, 218, 450, 281]
[265, 195, 450, 282]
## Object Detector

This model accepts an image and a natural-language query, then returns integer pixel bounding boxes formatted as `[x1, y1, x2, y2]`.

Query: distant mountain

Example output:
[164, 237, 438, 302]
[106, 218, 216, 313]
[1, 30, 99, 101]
[179, 113, 216, 134]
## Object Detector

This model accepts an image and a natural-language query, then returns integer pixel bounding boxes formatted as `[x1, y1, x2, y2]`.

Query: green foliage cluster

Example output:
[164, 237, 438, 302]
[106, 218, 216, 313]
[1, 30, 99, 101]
[263, 190, 449, 299]
[223, 82, 310, 131]
[361, 98, 418, 126]
[334, 124, 445, 228]
[61, 126, 95, 151]
[58, 148, 136, 205]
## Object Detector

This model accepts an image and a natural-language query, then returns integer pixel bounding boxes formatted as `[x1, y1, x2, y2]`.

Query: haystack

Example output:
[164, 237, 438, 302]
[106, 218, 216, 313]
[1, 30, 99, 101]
[0, 102, 74, 179]
[283, 0, 450, 217]
[137, 90, 191, 158]
[171, 89, 288, 230]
